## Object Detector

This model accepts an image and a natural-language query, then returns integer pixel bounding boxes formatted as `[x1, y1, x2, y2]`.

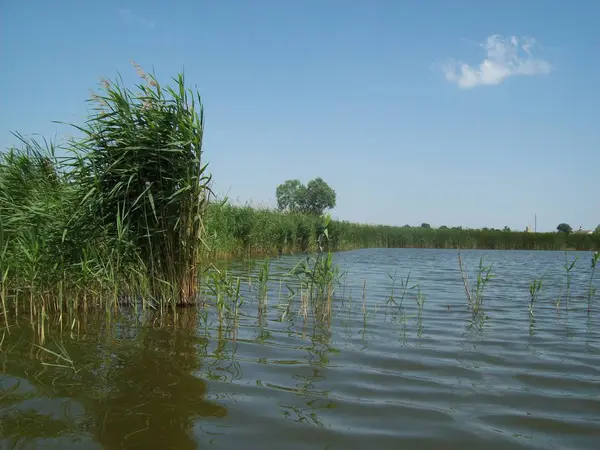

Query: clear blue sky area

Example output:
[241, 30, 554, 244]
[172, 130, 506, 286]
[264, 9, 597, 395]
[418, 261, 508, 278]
[2, 0, 598, 232]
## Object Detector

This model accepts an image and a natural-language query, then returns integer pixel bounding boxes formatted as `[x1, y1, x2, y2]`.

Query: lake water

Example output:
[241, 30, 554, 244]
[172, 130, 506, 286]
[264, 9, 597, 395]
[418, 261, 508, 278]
[1, 248, 599, 449]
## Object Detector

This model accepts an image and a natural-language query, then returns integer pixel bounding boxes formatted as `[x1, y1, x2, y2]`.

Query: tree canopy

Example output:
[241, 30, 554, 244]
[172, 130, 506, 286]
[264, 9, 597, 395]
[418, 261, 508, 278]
[557, 223, 572, 233]
[275, 179, 303, 213]
[275, 177, 336, 216]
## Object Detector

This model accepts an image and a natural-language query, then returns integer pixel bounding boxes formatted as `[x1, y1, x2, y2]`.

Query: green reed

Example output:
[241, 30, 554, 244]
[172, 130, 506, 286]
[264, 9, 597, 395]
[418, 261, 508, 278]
[0, 64, 211, 318]
[415, 284, 426, 311]
[205, 266, 243, 320]
[382, 269, 425, 335]
[288, 214, 343, 320]
[557, 251, 578, 311]
[386, 270, 398, 305]
[458, 251, 494, 315]
[386, 269, 417, 308]
[399, 271, 416, 308]
[528, 276, 544, 322]
[68, 63, 210, 306]
[257, 257, 270, 304]
[34, 339, 80, 373]
[0, 219, 8, 329]
[588, 251, 599, 313]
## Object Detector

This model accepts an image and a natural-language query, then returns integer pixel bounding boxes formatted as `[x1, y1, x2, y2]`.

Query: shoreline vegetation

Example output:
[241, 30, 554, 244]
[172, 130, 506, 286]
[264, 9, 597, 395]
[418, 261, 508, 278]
[204, 202, 600, 259]
[1, 65, 599, 317]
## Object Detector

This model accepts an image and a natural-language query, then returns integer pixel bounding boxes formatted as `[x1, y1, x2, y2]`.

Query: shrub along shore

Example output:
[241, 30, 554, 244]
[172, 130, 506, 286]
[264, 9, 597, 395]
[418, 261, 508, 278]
[204, 202, 600, 258]
[1, 65, 598, 315]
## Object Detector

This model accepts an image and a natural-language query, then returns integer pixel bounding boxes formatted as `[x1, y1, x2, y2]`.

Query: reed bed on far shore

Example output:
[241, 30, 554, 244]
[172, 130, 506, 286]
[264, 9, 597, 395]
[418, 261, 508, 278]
[203, 203, 600, 259]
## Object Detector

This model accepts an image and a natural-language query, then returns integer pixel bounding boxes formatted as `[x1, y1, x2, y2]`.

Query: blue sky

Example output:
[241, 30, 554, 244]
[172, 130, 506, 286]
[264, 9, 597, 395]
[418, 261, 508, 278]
[1, 0, 599, 232]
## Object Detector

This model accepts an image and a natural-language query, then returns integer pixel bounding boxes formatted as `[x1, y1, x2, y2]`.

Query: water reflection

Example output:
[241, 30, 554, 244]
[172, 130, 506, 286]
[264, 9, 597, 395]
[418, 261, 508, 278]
[0, 311, 227, 450]
[90, 312, 227, 449]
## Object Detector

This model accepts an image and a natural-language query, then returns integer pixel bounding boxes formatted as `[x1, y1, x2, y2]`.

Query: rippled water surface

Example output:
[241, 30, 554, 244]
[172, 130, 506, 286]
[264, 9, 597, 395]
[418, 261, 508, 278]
[1, 248, 600, 449]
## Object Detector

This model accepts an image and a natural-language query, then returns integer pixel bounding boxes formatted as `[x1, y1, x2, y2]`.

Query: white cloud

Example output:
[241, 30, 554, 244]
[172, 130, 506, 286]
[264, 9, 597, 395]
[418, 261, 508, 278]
[442, 35, 552, 88]
[118, 8, 156, 30]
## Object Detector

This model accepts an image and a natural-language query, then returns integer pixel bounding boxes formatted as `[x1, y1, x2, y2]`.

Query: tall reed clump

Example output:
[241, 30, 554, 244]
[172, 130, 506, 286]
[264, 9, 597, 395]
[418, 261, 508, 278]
[0, 64, 211, 317]
[289, 214, 343, 320]
[0, 136, 82, 315]
[67, 63, 211, 306]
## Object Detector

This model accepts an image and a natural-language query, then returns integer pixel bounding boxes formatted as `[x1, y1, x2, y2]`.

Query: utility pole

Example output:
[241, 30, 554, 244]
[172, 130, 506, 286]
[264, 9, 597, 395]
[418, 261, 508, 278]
[534, 214, 537, 233]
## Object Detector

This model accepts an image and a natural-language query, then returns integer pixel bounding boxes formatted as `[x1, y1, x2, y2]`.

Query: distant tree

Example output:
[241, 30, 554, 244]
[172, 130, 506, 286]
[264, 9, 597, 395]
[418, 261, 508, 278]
[403, 224, 411, 228]
[595, 225, 600, 234]
[420, 223, 431, 229]
[302, 177, 336, 215]
[275, 177, 336, 216]
[439, 225, 448, 230]
[275, 179, 303, 213]
[557, 223, 572, 233]
[503, 226, 511, 232]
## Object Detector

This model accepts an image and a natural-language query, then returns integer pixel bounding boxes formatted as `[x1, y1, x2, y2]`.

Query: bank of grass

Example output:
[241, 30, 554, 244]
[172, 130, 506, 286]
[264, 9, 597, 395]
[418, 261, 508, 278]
[203, 203, 600, 258]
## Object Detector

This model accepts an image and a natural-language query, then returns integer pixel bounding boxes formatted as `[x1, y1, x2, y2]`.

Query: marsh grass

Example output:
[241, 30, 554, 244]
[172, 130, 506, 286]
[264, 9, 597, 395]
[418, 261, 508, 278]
[203, 203, 600, 259]
[67, 64, 210, 305]
[0, 64, 211, 321]
[205, 266, 243, 321]
[528, 276, 544, 322]
[384, 268, 424, 334]
[386, 270, 398, 305]
[458, 251, 494, 315]
[5, 245, 600, 357]
[288, 215, 343, 321]
[34, 339, 80, 373]
[588, 251, 599, 314]
[385, 269, 417, 308]
[362, 280, 367, 318]
[556, 251, 578, 312]
[257, 258, 270, 307]
[415, 284, 426, 311]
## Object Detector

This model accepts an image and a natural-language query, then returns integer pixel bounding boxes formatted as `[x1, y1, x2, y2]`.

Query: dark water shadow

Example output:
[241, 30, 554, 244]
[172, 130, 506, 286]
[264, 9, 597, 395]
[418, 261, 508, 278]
[0, 310, 227, 450]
